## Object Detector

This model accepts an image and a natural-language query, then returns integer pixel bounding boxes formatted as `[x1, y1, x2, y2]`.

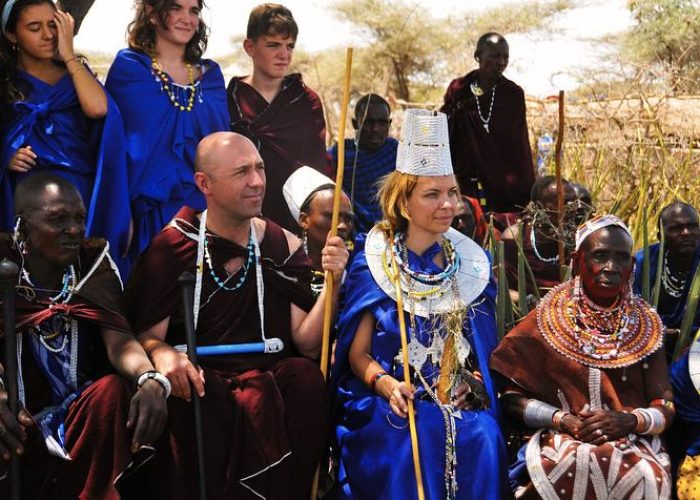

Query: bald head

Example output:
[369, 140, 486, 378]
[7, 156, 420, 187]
[195, 132, 261, 176]
[14, 172, 82, 217]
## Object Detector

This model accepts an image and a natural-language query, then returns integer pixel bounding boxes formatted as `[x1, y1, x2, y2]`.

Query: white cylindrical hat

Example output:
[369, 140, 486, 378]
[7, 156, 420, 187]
[283, 166, 335, 224]
[396, 109, 454, 176]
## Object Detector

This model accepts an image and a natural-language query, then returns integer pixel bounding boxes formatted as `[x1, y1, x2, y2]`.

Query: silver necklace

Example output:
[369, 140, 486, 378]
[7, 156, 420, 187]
[661, 251, 687, 298]
[531, 226, 558, 263]
[474, 84, 496, 133]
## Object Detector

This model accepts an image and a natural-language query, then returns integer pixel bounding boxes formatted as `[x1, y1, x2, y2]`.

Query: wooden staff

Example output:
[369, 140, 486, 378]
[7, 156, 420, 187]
[555, 90, 566, 278]
[310, 47, 353, 500]
[389, 237, 426, 500]
[0, 258, 20, 500]
[178, 271, 207, 500]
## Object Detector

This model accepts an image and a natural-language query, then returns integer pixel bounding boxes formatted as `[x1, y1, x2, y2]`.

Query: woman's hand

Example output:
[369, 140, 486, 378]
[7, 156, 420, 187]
[8, 146, 36, 173]
[53, 9, 76, 62]
[387, 381, 414, 419]
[577, 409, 637, 444]
[321, 235, 349, 283]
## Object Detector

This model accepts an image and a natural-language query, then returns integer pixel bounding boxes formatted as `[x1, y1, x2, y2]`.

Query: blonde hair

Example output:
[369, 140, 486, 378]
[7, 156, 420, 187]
[377, 171, 418, 234]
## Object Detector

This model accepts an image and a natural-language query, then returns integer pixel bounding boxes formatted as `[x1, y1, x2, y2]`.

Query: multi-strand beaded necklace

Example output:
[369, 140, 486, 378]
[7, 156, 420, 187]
[537, 277, 663, 369]
[152, 58, 199, 112]
[661, 251, 687, 298]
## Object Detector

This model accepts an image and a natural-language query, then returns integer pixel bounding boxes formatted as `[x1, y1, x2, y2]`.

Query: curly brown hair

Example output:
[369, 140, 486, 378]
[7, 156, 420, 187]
[127, 0, 209, 64]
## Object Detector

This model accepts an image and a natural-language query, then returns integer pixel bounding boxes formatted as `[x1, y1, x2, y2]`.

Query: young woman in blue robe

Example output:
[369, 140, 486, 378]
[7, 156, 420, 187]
[105, 0, 229, 259]
[331, 110, 507, 500]
[0, 0, 131, 274]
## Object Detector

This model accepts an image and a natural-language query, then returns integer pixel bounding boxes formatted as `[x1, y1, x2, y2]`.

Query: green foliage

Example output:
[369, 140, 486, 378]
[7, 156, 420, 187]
[466, 0, 571, 39]
[624, 0, 700, 93]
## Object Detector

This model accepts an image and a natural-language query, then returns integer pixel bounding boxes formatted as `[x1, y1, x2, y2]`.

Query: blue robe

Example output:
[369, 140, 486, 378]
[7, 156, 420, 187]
[633, 243, 700, 329]
[105, 49, 230, 258]
[332, 235, 507, 499]
[0, 70, 131, 274]
[328, 138, 398, 234]
[669, 339, 700, 469]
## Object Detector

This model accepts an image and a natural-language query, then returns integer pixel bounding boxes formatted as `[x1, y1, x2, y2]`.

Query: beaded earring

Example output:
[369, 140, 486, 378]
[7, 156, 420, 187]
[12, 216, 26, 255]
[302, 230, 309, 255]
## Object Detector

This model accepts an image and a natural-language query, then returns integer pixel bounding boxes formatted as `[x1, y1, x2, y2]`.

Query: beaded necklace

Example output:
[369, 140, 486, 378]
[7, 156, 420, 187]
[310, 269, 324, 298]
[472, 83, 496, 133]
[531, 225, 558, 263]
[204, 232, 254, 291]
[661, 251, 687, 298]
[536, 279, 663, 368]
[152, 58, 197, 112]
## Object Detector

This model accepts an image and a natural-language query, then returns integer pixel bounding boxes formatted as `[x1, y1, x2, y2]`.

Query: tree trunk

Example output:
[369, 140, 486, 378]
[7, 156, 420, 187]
[57, 0, 97, 34]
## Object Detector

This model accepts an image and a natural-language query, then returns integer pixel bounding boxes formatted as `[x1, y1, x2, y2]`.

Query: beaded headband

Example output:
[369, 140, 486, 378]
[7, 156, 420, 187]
[282, 166, 336, 224]
[575, 214, 631, 252]
[1, 0, 18, 34]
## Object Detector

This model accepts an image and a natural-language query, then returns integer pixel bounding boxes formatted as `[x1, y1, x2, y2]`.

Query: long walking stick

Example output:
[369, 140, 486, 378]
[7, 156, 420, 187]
[555, 90, 566, 280]
[309, 47, 354, 500]
[179, 271, 207, 500]
[389, 239, 426, 500]
[0, 259, 20, 500]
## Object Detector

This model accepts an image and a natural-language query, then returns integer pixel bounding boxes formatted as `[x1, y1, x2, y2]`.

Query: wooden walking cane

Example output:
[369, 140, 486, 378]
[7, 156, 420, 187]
[310, 46, 353, 500]
[389, 236, 426, 500]
[179, 271, 207, 500]
[554, 90, 566, 279]
[0, 258, 20, 500]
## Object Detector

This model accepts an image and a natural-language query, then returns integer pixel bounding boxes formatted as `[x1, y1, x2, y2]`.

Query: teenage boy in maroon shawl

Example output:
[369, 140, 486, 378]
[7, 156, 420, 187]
[127, 132, 348, 499]
[441, 32, 535, 214]
[228, 4, 327, 233]
[502, 175, 577, 303]
[491, 215, 674, 499]
[0, 173, 168, 499]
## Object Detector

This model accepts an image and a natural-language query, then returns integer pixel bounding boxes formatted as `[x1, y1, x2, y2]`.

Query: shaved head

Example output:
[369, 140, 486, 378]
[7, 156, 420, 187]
[195, 132, 260, 176]
[14, 172, 82, 217]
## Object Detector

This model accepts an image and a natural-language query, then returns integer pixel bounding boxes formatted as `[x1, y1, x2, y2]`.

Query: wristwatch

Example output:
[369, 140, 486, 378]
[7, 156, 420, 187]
[137, 371, 171, 399]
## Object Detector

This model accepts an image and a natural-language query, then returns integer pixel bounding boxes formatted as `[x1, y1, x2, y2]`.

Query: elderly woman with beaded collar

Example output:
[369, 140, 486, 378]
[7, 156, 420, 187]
[105, 0, 229, 259]
[331, 109, 507, 499]
[491, 215, 674, 499]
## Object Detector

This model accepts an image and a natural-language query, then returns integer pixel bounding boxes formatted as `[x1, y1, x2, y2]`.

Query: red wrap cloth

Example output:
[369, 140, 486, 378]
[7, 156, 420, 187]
[441, 71, 535, 213]
[0, 235, 135, 499]
[227, 74, 327, 232]
[126, 208, 329, 499]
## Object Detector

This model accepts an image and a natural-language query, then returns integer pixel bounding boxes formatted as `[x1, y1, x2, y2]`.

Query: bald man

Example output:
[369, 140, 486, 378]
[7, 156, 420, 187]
[126, 132, 348, 499]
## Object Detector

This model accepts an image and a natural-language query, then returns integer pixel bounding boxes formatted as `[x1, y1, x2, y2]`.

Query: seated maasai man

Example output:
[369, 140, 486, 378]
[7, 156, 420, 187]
[634, 202, 700, 358]
[0, 173, 167, 499]
[332, 109, 507, 499]
[283, 166, 354, 298]
[327, 93, 398, 234]
[491, 214, 674, 499]
[501, 175, 577, 304]
[451, 194, 489, 246]
[126, 132, 349, 499]
[669, 333, 700, 498]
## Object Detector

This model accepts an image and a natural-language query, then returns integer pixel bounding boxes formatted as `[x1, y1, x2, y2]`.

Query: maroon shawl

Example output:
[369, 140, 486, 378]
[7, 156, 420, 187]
[441, 71, 535, 213]
[227, 74, 327, 232]
[126, 206, 315, 373]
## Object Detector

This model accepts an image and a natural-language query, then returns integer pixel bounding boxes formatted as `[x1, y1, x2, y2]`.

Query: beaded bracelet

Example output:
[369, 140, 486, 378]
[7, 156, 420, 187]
[649, 398, 675, 413]
[64, 56, 78, 65]
[369, 371, 389, 391]
[552, 410, 570, 431]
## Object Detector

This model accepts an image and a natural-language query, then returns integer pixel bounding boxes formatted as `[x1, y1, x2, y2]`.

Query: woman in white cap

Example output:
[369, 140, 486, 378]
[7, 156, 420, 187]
[331, 109, 507, 499]
[283, 166, 354, 297]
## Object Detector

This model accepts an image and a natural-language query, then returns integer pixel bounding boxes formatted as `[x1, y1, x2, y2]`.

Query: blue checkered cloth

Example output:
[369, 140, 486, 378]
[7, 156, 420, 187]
[328, 137, 398, 234]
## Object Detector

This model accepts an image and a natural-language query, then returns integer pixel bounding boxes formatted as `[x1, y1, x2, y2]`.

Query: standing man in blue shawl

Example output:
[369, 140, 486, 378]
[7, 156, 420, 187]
[105, 0, 229, 259]
[332, 109, 507, 499]
[328, 93, 398, 235]
[634, 202, 700, 357]
[0, 0, 131, 274]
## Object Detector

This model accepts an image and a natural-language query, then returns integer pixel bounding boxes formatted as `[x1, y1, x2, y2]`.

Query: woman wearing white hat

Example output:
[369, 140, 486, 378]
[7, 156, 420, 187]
[331, 109, 507, 499]
[283, 166, 354, 297]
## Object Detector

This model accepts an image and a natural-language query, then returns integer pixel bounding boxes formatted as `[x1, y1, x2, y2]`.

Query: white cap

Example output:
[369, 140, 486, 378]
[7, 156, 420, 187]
[396, 109, 454, 176]
[283, 166, 335, 225]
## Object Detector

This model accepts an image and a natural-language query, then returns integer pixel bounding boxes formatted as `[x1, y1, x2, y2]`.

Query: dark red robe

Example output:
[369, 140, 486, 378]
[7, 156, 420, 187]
[441, 71, 535, 213]
[0, 234, 136, 499]
[126, 207, 329, 499]
[227, 74, 327, 232]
